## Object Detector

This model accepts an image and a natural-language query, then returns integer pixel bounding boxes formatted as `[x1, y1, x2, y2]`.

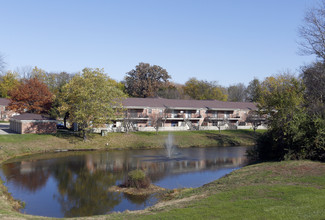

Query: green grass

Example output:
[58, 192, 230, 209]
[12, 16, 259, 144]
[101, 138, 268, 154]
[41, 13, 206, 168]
[102, 129, 262, 149]
[0, 134, 50, 143]
[111, 160, 325, 220]
[0, 129, 261, 150]
[138, 185, 325, 220]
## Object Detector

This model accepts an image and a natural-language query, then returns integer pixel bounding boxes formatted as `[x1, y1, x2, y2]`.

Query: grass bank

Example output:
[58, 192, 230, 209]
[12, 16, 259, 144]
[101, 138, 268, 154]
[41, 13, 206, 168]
[106, 160, 325, 220]
[0, 129, 261, 163]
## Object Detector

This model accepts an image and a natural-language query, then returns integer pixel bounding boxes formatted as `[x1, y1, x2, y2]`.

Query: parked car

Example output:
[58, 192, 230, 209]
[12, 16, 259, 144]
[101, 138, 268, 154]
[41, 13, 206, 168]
[56, 123, 65, 129]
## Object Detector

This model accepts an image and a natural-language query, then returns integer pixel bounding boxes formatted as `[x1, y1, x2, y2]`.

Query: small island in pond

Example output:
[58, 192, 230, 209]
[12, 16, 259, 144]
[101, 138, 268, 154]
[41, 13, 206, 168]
[108, 169, 166, 196]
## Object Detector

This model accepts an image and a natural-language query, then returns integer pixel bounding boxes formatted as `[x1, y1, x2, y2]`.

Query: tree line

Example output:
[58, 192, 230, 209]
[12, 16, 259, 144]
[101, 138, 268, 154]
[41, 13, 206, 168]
[0, 62, 262, 103]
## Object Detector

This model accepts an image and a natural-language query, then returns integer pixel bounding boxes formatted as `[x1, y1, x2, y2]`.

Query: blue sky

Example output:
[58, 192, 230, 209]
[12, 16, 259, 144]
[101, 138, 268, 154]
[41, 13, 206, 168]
[0, 0, 318, 86]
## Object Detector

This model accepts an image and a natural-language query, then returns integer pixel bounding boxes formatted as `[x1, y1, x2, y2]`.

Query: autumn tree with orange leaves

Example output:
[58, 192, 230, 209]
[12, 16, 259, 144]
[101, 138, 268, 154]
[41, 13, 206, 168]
[8, 78, 54, 114]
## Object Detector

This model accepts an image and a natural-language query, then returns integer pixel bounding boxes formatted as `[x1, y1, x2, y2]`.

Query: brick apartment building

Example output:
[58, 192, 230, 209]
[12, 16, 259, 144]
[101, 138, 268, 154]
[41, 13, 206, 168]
[109, 98, 264, 132]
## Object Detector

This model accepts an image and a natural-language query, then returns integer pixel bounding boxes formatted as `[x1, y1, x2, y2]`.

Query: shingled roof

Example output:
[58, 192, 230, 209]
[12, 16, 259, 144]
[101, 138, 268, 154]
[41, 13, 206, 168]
[0, 98, 10, 106]
[122, 98, 257, 110]
[11, 113, 55, 121]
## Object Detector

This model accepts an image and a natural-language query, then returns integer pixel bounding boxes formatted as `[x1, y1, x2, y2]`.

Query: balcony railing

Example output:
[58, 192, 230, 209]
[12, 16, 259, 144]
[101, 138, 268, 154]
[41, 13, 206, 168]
[165, 113, 201, 119]
[128, 113, 148, 118]
[207, 114, 241, 119]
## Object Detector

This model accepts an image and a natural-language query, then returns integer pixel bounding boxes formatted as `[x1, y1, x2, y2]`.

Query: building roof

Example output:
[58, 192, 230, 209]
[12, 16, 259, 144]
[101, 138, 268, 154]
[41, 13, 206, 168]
[122, 98, 257, 110]
[11, 113, 55, 121]
[0, 98, 10, 106]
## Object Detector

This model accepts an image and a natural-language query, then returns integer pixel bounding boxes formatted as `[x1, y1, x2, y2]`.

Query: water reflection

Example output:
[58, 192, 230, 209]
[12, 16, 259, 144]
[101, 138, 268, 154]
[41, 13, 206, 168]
[0, 147, 250, 218]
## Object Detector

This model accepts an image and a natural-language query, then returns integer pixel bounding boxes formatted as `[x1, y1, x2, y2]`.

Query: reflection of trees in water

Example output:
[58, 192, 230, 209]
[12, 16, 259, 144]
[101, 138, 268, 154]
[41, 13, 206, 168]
[123, 193, 150, 205]
[81, 152, 248, 183]
[2, 161, 50, 192]
[0, 149, 249, 217]
[138, 157, 248, 182]
[51, 159, 124, 217]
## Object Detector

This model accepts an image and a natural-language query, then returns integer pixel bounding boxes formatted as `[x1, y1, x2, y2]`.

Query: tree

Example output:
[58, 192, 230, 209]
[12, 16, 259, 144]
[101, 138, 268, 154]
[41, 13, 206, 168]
[183, 78, 227, 101]
[45, 72, 73, 95]
[149, 110, 164, 134]
[122, 110, 136, 134]
[246, 78, 261, 102]
[28, 67, 72, 94]
[258, 74, 305, 127]
[255, 74, 308, 160]
[216, 118, 229, 134]
[125, 62, 171, 98]
[246, 110, 263, 133]
[301, 62, 325, 115]
[0, 54, 5, 74]
[59, 68, 126, 141]
[227, 83, 247, 102]
[30, 66, 47, 82]
[157, 82, 189, 99]
[299, 0, 325, 61]
[256, 73, 325, 161]
[109, 78, 126, 94]
[203, 116, 228, 133]
[16, 66, 33, 79]
[0, 71, 20, 98]
[8, 78, 53, 114]
[46, 72, 76, 120]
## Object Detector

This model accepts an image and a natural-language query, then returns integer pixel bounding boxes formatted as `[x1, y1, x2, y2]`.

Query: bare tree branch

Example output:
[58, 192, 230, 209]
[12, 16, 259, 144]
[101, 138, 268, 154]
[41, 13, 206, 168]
[298, 0, 325, 61]
[0, 54, 6, 74]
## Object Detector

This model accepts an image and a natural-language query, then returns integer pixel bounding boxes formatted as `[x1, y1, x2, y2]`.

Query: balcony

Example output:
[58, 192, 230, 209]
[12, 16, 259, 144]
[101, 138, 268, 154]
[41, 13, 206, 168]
[127, 113, 149, 119]
[207, 114, 241, 121]
[165, 113, 201, 120]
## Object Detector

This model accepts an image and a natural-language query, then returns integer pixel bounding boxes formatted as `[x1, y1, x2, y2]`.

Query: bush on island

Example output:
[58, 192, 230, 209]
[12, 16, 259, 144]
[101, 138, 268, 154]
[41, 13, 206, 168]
[123, 170, 150, 189]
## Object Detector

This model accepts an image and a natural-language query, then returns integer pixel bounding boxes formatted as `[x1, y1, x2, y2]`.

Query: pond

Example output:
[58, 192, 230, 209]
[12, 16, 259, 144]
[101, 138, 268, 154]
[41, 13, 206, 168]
[0, 146, 251, 218]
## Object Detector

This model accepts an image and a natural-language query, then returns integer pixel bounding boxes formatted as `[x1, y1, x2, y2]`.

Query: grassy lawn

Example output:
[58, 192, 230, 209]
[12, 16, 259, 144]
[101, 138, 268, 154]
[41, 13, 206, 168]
[105, 160, 325, 220]
[96, 129, 262, 149]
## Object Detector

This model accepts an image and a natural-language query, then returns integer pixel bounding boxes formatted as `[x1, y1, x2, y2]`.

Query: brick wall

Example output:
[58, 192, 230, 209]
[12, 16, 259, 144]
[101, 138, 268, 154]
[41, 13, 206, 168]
[21, 122, 57, 134]
[10, 119, 57, 134]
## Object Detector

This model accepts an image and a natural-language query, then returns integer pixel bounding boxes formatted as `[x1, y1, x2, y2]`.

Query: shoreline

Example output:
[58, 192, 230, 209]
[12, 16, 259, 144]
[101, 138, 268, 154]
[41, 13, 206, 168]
[0, 130, 264, 219]
[0, 129, 261, 164]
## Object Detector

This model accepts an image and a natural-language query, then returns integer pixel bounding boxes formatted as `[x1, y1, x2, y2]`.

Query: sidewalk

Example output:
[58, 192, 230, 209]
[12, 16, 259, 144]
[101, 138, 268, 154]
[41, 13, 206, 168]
[0, 123, 17, 134]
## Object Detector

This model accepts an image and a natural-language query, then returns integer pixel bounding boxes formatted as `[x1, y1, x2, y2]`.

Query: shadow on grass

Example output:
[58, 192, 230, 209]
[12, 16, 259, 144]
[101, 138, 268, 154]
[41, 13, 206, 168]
[50, 129, 84, 143]
[205, 133, 241, 146]
[134, 132, 157, 137]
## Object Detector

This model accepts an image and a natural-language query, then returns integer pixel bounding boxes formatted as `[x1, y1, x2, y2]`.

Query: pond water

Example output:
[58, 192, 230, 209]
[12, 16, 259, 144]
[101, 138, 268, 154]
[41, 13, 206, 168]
[0, 146, 251, 218]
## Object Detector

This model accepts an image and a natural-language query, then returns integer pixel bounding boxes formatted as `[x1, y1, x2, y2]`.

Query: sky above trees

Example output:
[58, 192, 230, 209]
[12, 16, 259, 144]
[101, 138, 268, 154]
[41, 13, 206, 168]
[0, 0, 318, 86]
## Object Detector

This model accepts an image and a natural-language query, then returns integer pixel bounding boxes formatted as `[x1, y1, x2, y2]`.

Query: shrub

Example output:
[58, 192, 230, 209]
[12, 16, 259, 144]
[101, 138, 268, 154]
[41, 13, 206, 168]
[123, 170, 150, 189]
[255, 114, 325, 161]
